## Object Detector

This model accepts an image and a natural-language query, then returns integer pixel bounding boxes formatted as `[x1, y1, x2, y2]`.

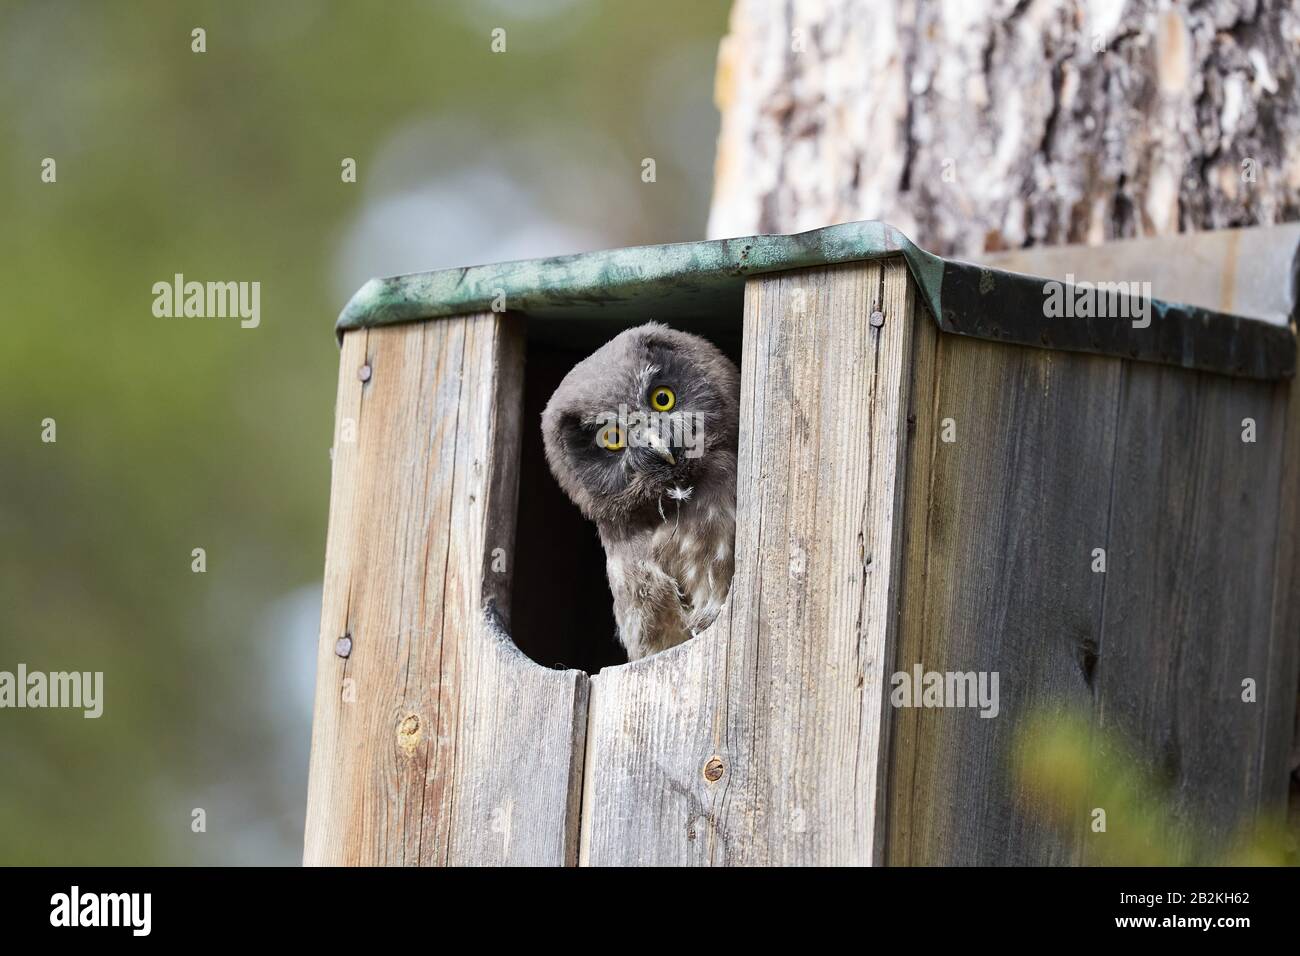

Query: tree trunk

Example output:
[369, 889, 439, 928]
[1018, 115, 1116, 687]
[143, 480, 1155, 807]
[709, 0, 1300, 256]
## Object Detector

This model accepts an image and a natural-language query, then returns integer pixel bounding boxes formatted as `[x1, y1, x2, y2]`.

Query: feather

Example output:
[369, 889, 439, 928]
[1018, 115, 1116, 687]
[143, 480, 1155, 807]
[541, 322, 740, 661]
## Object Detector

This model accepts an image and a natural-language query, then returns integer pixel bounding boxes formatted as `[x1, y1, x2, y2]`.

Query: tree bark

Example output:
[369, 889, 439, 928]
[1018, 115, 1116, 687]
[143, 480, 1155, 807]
[709, 0, 1300, 256]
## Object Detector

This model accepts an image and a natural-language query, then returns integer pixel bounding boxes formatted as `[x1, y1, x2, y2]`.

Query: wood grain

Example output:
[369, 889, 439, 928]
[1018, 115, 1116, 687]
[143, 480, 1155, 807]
[886, 330, 1297, 865]
[887, 335, 1122, 865]
[579, 259, 920, 865]
[1086, 367, 1288, 861]
[303, 268, 1297, 867]
[303, 314, 588, 866]
[1263, 374, 1300, 817]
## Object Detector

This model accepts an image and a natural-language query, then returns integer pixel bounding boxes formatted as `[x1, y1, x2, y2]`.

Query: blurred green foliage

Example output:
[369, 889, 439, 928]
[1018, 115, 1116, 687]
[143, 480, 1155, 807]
[0, 0, 728, 864]
[1015, 710, 1298, 866]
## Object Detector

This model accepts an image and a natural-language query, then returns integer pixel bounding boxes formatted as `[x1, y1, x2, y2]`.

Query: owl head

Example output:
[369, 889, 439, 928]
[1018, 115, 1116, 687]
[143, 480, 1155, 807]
[541, 322, 740, 524]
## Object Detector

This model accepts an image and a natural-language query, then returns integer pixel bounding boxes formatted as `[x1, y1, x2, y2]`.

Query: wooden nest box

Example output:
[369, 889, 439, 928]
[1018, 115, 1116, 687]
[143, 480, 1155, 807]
[305, 221, 1300, 866]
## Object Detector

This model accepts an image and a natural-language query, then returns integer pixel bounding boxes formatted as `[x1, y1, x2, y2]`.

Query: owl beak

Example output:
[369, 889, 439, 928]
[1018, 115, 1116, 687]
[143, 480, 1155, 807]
[638, 428, 676, 466]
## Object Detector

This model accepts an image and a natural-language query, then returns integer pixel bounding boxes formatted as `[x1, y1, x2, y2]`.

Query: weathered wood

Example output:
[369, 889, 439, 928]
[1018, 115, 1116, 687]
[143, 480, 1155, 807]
[886, 329, 1296, 865]
[1085, 367, 1289, 860]
[307, 252, 1297, 867]
[709, 0, 1300, 255]
[1264, 376, 1300, 814]
[579, 259, 919, 865]
[887, 334, 1122, 865]
[304, 314, 588, 866]
[708, 0, 1300, 861]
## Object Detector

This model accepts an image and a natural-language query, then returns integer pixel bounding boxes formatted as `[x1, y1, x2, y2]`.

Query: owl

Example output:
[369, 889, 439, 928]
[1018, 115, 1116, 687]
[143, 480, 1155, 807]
[541, 323, 741, 661]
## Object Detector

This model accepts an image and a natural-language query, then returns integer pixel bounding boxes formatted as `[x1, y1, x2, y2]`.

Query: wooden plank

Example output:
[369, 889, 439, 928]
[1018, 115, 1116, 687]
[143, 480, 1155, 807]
[886, 336, 1122, 865]
[1089, 367, 1290, 860]
[1263, 378, 1300, 818]
[887, 334, 1293, 865]
[303, 313, 588, 866]
[579, 259, 919, 865]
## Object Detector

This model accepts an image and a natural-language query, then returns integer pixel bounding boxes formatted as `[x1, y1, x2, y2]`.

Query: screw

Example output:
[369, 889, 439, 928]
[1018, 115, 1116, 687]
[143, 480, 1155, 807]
[335, 634, 353, 658]
[869, 310, 885, 327]
[358, 363, 372, 382]
[703, 756, 725, 782]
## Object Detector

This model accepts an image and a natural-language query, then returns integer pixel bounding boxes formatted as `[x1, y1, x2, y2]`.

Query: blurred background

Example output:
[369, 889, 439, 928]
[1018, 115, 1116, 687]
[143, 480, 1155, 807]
[0, 0, 729, 865]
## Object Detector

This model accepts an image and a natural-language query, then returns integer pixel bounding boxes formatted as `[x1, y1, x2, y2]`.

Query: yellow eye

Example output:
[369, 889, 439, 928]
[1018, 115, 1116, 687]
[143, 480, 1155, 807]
[649, 386, 676, 412]
[597, 424, 625, 450]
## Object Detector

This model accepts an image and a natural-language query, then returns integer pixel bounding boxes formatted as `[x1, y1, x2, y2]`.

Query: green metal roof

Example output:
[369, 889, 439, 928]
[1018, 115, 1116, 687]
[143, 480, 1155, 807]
[337, 220, 1296, 381]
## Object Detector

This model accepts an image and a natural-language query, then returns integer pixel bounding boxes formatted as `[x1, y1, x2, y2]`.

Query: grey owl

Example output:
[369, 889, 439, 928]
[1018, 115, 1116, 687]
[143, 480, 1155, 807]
[541, 323, 740, 661]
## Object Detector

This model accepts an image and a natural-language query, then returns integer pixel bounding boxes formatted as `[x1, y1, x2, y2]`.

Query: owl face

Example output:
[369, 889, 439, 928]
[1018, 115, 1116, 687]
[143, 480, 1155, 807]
[541, 323, 740, 524]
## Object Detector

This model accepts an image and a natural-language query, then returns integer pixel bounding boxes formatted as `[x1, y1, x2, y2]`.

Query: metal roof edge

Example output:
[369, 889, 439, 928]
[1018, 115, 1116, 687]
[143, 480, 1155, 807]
[336, 220, 944, 334]
[336, 220, 1295, 380]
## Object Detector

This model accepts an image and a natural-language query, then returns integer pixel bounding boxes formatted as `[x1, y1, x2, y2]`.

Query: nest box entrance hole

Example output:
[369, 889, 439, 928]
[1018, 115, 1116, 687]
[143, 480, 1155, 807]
[509, 320, 744, 674]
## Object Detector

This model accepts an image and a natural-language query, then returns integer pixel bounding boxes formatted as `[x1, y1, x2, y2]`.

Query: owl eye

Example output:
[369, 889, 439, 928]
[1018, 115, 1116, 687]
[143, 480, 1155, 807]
[649, 386, 676, 412]
[597, 423, 626, 451]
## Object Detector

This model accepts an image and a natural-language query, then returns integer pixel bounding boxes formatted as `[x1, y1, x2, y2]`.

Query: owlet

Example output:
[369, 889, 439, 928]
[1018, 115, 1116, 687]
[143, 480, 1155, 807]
[541, 323, 740, 661]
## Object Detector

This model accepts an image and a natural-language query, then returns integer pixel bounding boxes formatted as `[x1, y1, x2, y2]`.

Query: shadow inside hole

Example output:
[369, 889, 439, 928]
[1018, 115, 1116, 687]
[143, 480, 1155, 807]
[509, 318, 743, 674]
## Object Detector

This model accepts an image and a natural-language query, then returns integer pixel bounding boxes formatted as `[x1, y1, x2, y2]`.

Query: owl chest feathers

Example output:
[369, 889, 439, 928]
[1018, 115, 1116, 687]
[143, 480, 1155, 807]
[599, 488, 736, 661]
